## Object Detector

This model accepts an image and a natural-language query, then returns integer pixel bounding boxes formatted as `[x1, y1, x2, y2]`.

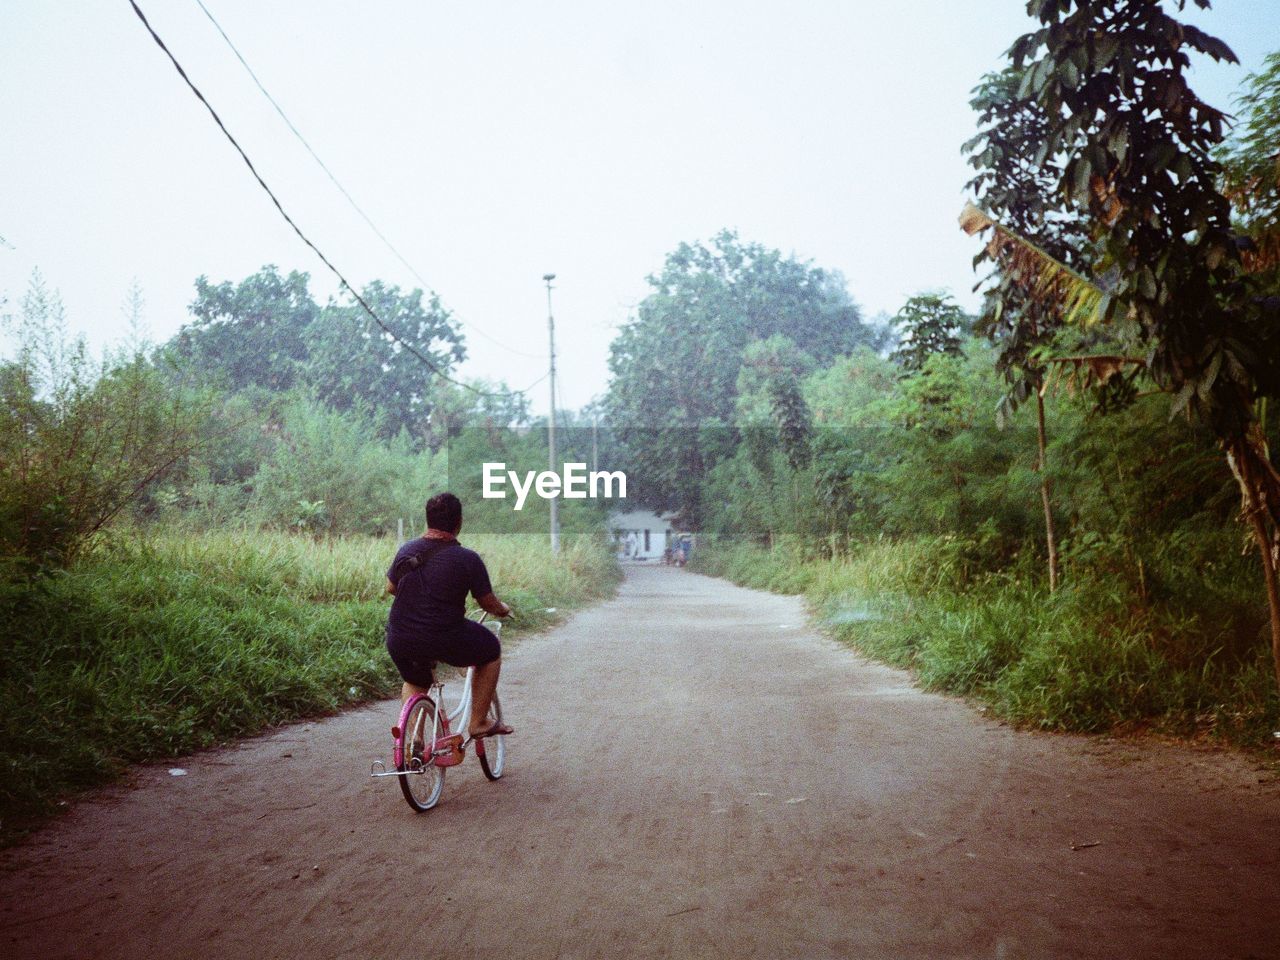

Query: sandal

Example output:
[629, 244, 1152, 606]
[469, 722, 514, 739]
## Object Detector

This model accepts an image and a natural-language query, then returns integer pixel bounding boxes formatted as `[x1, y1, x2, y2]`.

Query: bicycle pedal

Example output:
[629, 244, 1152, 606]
[432, 733, 465, 767]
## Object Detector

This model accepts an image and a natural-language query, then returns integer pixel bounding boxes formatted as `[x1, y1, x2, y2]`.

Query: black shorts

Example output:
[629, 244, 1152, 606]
[386, 619, 501, 687]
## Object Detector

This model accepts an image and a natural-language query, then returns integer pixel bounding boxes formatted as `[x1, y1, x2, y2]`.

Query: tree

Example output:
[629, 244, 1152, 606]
[1, 273, 213, 567]
[737, 336, 814, 472]
[964, 65, 1100, 592]
[304, 281, 466, 442]
[415, 377, 532, 452]
[172, 266, 317, 393]
[606, 231, 884, 525]
[1217, 50, 1280, 272]
[889, 293, 968, 373]
[171, 267, 469, 445]
[803, 349, 903, 538]
[962, 0, 1280, 688]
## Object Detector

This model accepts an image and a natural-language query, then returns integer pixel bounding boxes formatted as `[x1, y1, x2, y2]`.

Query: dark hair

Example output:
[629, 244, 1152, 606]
[425, 492, 463, 533]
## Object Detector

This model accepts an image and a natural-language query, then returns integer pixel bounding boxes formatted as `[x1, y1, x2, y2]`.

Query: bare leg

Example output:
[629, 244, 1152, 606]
[401, 680, 432, 706]
[467, 658, 512, 737]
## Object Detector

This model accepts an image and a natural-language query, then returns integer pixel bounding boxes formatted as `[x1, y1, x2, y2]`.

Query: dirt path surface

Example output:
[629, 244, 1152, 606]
[3, 566, 1280, 959]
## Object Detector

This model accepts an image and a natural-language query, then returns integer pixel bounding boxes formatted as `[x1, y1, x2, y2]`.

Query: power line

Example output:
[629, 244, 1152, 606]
[191, 0, 545, 361]
[127, 0, 514, 398]
[519, 370, 551, 394]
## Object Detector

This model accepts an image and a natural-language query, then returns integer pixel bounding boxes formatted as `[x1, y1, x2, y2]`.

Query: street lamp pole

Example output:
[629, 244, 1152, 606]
[543, 273, 560, 555]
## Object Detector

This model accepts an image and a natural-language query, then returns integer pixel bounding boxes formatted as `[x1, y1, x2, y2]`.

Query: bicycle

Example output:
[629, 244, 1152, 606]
[369, 613, 508, 811]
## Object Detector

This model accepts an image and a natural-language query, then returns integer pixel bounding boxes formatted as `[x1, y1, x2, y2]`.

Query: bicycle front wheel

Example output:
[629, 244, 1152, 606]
[397, 696, 445, 811]
[476, 691, 506, 781]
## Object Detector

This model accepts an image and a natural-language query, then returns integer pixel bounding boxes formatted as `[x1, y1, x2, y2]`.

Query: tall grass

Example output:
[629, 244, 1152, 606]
[0, 529, 619, 837]
[692, 537, 1280, 747]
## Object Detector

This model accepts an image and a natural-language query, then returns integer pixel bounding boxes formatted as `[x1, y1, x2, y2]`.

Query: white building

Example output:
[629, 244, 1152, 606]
[609, 509, 674, 561]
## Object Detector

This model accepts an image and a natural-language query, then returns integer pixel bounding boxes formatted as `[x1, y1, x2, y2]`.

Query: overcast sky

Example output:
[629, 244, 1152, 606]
[1, 0, 1274, 412]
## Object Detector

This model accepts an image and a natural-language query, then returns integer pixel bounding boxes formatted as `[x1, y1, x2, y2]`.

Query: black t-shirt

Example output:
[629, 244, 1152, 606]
[385, 537, 493, 642]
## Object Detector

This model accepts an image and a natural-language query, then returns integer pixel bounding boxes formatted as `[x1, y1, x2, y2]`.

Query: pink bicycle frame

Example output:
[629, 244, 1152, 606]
[392, 691, 464, 768]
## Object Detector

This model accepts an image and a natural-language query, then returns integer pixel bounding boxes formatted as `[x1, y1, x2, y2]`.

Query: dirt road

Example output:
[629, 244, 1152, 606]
[3, 566, 1279, 959]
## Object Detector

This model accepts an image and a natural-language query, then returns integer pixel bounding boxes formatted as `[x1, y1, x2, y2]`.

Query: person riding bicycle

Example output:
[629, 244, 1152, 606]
[385, 492, 514, 740]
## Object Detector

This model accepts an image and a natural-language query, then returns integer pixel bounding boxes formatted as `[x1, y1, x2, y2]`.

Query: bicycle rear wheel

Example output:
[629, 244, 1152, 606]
[397, 696, 445, 811]
[475, 691, 506, 781]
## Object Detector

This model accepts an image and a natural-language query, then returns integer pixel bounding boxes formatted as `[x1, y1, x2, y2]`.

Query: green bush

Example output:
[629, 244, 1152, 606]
[241, 397, 448, 536]
[0, 278, 213, 567]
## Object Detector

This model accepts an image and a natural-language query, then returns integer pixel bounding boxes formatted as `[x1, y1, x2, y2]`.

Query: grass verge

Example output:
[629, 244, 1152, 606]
[0, 530, 619, 840]
[692, 538, 1280, 750]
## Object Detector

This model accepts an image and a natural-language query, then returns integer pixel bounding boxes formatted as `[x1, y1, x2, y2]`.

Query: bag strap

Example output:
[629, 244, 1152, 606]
[391, 538, 455, 588]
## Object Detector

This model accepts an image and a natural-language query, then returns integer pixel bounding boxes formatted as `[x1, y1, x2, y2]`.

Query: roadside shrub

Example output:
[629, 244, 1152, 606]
[245, 398, 446, 536]
[1, 276, 212, 567]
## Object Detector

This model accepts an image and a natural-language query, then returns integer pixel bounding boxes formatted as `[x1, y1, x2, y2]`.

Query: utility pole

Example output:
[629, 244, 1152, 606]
[587, 394, 601, 473]
[543, 273, 560, 555]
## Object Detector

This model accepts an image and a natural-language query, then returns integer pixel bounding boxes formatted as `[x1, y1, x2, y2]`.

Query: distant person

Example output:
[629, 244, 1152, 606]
[384, 492, 513, 740]
[625, 531, 638, 559]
